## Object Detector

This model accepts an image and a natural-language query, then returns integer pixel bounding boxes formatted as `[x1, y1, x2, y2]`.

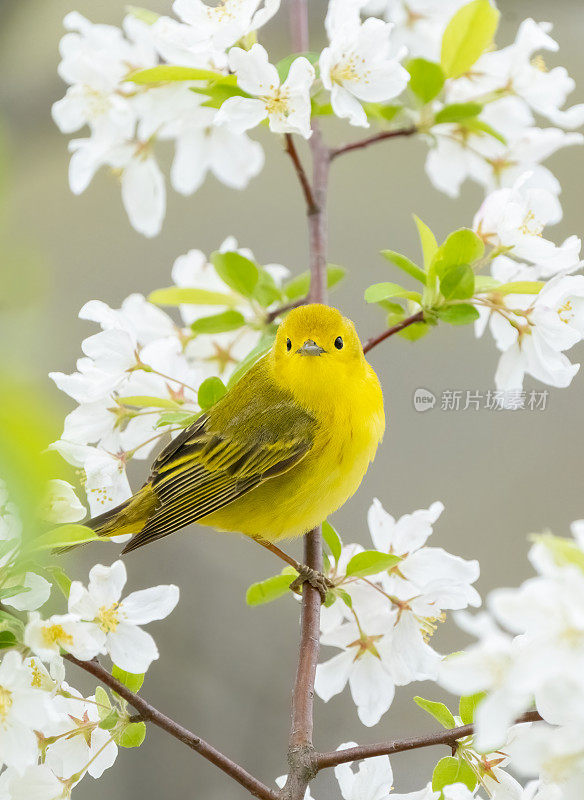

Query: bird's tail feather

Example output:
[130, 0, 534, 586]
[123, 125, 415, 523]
[55, 485, 157, 554]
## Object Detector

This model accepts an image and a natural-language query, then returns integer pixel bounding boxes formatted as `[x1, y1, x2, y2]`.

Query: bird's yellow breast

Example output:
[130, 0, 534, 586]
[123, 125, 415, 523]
[202, 363, 385, 541]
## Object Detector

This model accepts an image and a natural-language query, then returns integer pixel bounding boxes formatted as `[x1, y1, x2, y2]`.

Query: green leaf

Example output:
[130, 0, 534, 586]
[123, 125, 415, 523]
[530, 533, 584, 574]
[227, 337, 273, 389]
[283, 265, 346, 301]
[381, 251, 427, 285]
[463, 118, 507, 144]
[44, 565, 71, 599]
[128, 66, 235, 84]
[193, 83, 251, 108]
[407, 58, 445, 103]
[0, 585, 29, 601]
[210, 251, 259, 298]
[190, 310, 246, 335]
[246, 574, 294, 606]
[414, 696, 456, 728]
[459, 692, 486, 724]
[119, 722, 147, 748]
[365, 282, 422, 304]
[198, 377, 226, 410]
[0, 631, 17, 649]
[95, 686, 111, 718]
[99, 709, 119, 730]
[413, 215, 438, 270]
[441, 0, 500, 79]
[0, 611, 25, 637]
[276, 52, 320, 82]
[432, 229, 484, 277]
[474, 275, 501, 292]
[112, 666, 145, 693]
[434, 102, 483, 124]
[253, 270, 283, 308]
[336, 588, 353, 609]
[345, 550, 401, 579]
[440, 264, 475, 300]
[436, 304, 480, 325]
[118, 396, 181, 409]
[126, 6, 160, 24]
[399, 321, 431, 341]
[32, 524, 100, 552]
[155, 410, 199, 429]
[149, 287, 238, 307]
[362, 103, 403, 122]
[432, 756, 477, 793]
[497, 281, 544, 296]
[322, 521, 342, 564]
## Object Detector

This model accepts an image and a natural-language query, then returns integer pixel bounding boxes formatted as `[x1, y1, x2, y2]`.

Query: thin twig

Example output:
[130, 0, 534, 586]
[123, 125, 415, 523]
[330, 127, 418, 160]
[265, 298, 308, 324]
[64, 655, 278, 800]
[284, 134, 319, 215]
[316, 710, 543, 769]
[363, 310, 425, 354]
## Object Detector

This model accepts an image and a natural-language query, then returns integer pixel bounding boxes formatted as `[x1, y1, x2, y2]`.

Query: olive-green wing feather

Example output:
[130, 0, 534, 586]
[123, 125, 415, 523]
[122, 361, 316, 553]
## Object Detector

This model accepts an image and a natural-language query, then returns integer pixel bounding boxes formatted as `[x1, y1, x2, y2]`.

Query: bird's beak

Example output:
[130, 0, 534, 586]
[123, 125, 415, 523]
[296, 339, 326, 356]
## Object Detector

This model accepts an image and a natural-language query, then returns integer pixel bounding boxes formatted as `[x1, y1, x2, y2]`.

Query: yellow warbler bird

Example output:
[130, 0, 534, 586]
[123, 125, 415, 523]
[81, 304, 385, 584]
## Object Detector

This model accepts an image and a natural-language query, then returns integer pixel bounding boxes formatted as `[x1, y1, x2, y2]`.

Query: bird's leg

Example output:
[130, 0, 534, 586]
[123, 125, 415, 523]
[251, 536, 332, 602]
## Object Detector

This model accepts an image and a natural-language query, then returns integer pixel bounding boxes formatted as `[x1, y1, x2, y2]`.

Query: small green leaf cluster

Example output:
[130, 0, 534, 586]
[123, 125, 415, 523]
[96, 672, 147, 748]
[415, 692, 493, 797]
[365, 214, 545, 340]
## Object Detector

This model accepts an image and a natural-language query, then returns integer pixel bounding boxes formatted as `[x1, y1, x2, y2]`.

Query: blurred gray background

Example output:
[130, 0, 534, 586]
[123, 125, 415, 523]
[1, 0, 583, 797]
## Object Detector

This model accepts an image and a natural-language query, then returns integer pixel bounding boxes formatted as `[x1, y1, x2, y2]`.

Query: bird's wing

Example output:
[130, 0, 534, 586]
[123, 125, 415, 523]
[122, 388, 316, 553]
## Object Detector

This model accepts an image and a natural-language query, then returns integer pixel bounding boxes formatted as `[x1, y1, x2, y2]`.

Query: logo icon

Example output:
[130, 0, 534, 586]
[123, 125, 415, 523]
[413, 388, 436, 412]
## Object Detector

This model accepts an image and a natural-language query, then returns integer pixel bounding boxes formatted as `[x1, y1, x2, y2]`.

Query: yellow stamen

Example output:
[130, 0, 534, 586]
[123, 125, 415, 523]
[558, 299, 574, 324]
[42, 624, 74, 648]
[531, 54, 547, 72]
[98, 603, 120, 634]
[0, 685, 13, 722]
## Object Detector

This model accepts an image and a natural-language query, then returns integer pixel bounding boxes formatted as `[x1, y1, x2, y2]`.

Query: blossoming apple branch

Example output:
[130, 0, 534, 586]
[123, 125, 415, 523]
[5, 0, 584, 798]
[59, 2, 540, 798]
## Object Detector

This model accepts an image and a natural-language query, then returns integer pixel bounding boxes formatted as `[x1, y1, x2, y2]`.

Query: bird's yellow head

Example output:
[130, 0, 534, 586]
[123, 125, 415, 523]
[271, 304, 371, 411]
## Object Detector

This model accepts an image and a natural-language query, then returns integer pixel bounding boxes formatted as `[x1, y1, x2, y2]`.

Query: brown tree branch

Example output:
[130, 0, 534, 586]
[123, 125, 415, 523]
[64, 655, 279, 800]
[265, 297, 308, 324]
[330, 127, 418, 160]
[363, 310, 425, 354]
[284, 134, 318, 216]
[316, 710, 543, 769]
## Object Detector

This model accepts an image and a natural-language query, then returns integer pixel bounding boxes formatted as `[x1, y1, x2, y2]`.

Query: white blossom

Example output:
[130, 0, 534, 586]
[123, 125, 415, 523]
[334, 743, 393, 799]
[320, 18, 409, 127]
[40, 481, 86, 524]
[0, 652, 53, 774]
[448, 19, 584, 129]
[44, 686, 117, 780]
[473, 176, 582, 276]
[491, 274, 584, 392]
[315, 612, 398, 726]
[171, 0, 281, 51]
[215, 44, 315, 138]
[368, 0, 468, 61]
[7, 763, 73, 800]
[24, 612, 104, 663]
[68, 560, 179, 673]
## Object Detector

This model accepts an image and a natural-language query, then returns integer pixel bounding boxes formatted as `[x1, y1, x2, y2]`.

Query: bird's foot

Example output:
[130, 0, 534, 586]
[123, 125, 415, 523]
[289, 565, 333, 603]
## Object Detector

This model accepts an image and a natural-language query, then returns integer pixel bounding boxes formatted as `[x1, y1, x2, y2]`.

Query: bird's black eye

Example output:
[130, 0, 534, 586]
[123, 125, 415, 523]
[334, 336, 344, 350]
[286, 338, 292, 352]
